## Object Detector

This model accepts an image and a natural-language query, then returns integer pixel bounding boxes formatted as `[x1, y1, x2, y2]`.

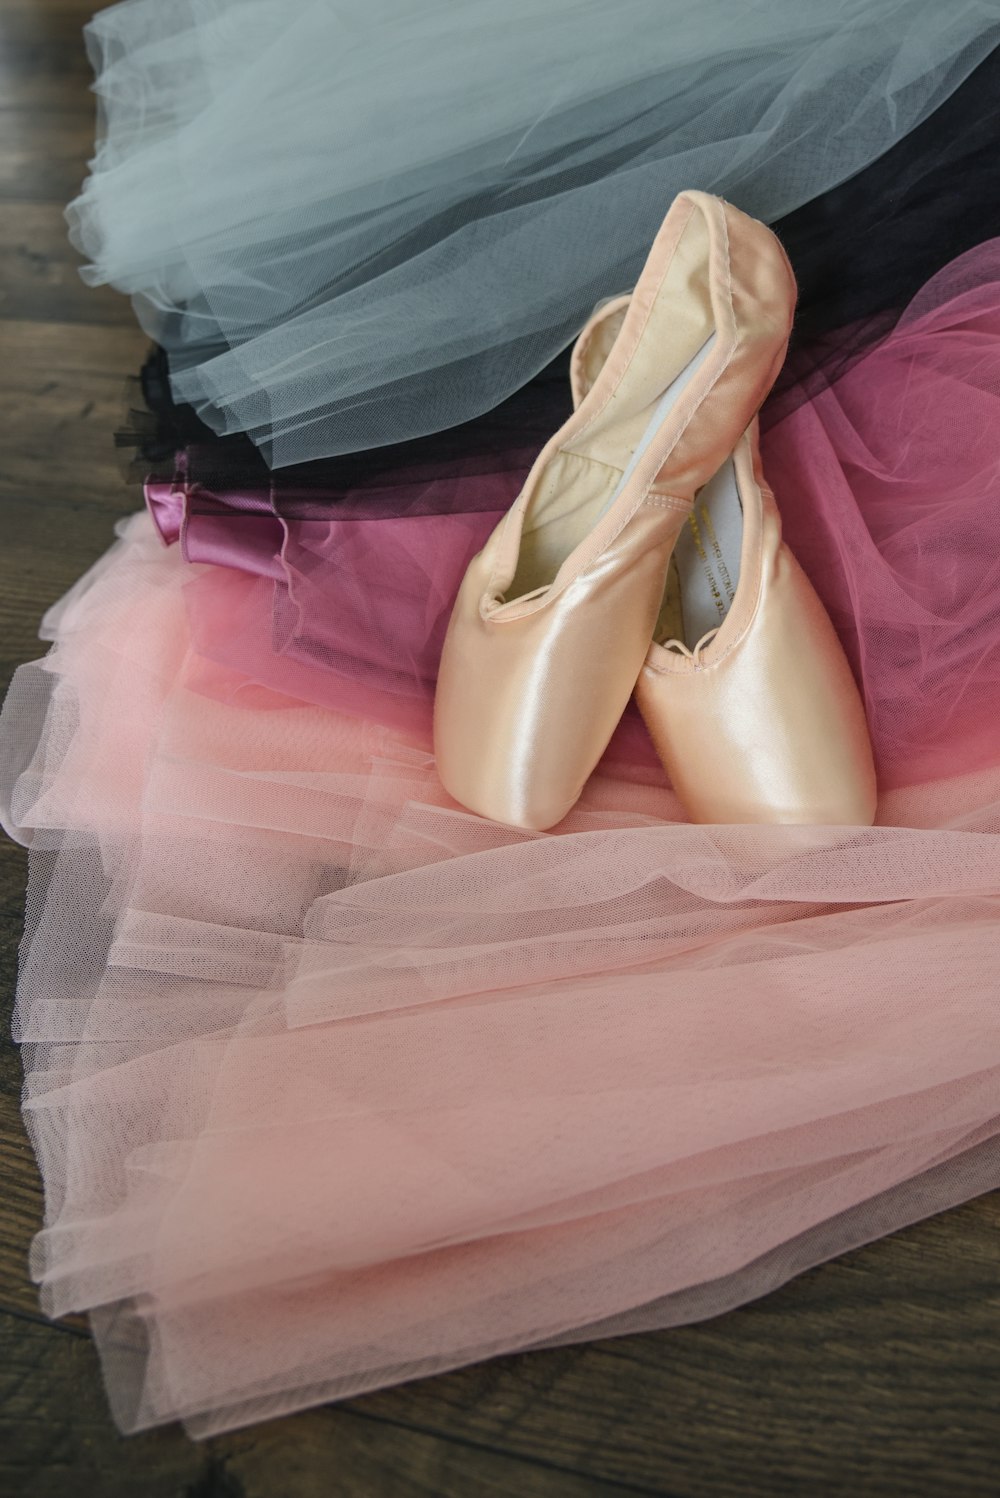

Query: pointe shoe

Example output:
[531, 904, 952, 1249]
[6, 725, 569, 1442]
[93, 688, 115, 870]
[434, 191, 796, 830]
[571, 302, 878, 826]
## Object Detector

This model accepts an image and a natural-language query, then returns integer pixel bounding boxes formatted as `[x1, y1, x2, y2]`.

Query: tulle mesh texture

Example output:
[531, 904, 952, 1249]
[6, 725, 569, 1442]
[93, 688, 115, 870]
[67, 0, 1000, 462]
[3, 514, 1000, 1437]
[115, 40, 1000, 489]
[148, 242, 1000, 790]
[4, 242, 1000, 1437]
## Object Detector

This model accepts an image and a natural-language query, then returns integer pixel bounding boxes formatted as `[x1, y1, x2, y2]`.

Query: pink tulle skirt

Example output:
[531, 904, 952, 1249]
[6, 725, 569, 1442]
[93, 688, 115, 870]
[3, 243, 1000, 1436]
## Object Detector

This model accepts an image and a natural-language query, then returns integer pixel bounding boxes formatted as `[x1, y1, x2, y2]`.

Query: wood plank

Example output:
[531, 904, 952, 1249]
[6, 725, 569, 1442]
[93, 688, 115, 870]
[0, 3, 97, 58]
[0, 1099, 43, 1322]
[0, 825, 44, 1324]
[0, 1312, 631, 1498]
[0, 202, 137, 326]
[0, 317, 149, 376]
[0, 6, 98, 117]
[0, 320, 149, 527]
[0, 1314, 207, 1498]
[346, 1214, 1000, 1495]
[0, 5, 98, 195]
[1, 1, 101, 12]
[1, 1218, 997, 1498]
[0, 107, 96, 203]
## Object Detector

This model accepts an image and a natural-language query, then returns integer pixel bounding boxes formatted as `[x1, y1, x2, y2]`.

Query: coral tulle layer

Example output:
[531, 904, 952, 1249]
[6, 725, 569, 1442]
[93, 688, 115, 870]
[148, 240, 1000, 792]
[4, 509, 1000, 1437]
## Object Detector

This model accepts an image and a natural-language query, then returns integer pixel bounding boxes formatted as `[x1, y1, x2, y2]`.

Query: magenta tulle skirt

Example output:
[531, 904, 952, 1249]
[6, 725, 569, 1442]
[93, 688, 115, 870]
[147, 240, 1000, 792]
[3, 243, 1000, 1436]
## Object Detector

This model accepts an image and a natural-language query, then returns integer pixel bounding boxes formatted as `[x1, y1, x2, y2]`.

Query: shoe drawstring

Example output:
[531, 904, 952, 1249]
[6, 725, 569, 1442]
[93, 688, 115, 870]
[661, 627, 719, 664]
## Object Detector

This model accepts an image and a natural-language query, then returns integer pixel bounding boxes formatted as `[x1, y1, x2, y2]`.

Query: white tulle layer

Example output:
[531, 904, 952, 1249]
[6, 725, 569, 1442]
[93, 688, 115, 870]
[67, 0, 1000, 461]
[3, 512, 999, 1435]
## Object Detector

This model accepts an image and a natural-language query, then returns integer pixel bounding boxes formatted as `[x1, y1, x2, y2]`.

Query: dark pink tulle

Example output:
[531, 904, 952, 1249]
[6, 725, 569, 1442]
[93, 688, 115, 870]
[150, 241, 1000, 789]
[3, 243, 1000, 1437]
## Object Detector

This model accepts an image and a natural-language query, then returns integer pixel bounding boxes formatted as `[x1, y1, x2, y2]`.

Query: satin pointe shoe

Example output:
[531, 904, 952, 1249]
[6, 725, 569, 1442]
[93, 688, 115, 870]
[434, 190, 796, 830]
[571, 304, 878, 827]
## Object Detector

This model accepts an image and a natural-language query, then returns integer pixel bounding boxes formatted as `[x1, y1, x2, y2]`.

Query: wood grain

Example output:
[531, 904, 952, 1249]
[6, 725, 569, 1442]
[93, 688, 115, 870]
[0, 0, 998, 1493]
[0, 206, 137, 324]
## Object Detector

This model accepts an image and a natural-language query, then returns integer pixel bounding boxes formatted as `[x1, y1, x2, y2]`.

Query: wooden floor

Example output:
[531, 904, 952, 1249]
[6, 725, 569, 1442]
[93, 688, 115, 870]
[1, 4, 998, 1494]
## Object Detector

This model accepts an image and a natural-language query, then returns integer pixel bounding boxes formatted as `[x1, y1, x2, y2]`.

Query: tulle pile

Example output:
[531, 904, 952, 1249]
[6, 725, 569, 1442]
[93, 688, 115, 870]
[116, 39, 1000, 489]
[4, 241, 1000, 1436]
[68, 0, 1000, 461]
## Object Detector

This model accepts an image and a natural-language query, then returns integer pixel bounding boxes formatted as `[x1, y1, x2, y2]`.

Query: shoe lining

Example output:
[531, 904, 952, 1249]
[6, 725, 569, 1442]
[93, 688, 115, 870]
[508, 332, 717, 600]
[507, 210, 716, 602]
[593, 333, 716, 526]
[658, 457, 743, 648]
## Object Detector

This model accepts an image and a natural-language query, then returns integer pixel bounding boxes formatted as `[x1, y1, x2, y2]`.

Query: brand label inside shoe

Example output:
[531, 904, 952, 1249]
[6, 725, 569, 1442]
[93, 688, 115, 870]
[689, 501, 736, 617]
[672, 458, 743, 647]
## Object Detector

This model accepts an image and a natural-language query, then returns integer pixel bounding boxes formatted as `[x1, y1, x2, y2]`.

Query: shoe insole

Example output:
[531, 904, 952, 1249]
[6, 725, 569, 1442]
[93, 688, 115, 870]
[592, 331, 717, 525]
[509, 333, 718, 600]
[662, 456, 742, 647]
